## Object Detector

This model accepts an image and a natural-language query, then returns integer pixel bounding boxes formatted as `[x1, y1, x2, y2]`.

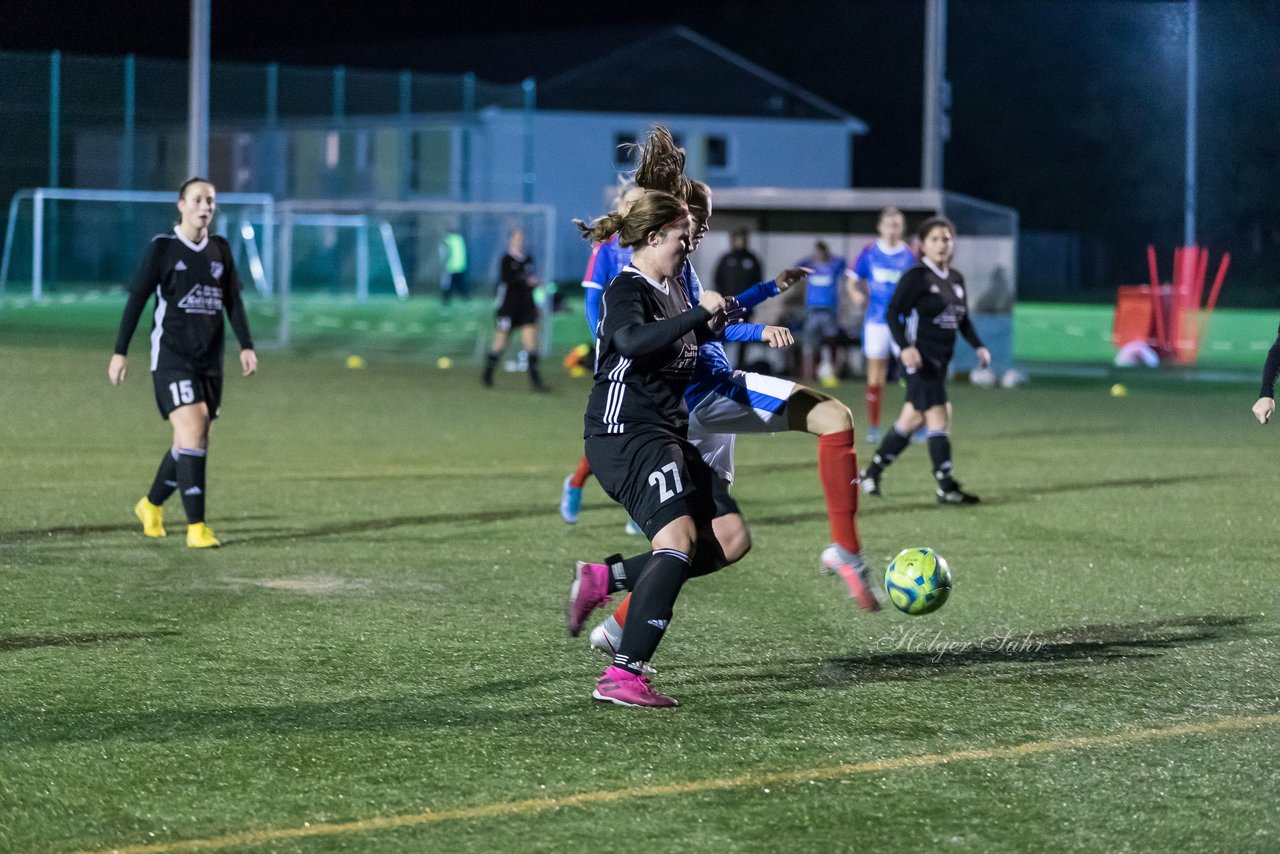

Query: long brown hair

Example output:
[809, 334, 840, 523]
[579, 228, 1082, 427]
[633, 125, 692, 202]
[578, 190, 688, 249]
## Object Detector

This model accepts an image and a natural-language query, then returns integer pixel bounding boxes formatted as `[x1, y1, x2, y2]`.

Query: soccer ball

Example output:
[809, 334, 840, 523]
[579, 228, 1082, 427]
[884, 547, 953, 615]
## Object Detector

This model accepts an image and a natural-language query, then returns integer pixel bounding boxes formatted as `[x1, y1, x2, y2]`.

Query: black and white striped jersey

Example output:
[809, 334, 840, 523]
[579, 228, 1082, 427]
[583, 267, 710, 437]
[113, 228, 253, 374]
[887, 260, 984, 371]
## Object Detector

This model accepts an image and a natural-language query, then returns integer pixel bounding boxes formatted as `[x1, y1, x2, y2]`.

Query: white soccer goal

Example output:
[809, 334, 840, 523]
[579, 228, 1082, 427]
[273, 199, 558, 354]
[0, 190, 557, 359]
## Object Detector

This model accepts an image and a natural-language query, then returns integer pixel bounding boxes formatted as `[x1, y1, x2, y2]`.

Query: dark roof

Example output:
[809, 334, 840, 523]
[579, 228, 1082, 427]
[538, 27, 866, 128]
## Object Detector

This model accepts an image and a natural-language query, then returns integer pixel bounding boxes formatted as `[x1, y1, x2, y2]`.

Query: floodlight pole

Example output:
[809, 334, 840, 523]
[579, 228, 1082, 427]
[921, 0, 947, 190]
[188, 0, 210, 179]
[1184, 0, 1198, 246]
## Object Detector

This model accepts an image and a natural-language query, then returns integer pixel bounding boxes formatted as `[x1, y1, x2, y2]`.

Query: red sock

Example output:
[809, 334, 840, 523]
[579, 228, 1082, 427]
[866, 383, 883, 429]
[612, 594, 631, 626]
[818, 429, 861, 554]
[569, 455, 592, 489]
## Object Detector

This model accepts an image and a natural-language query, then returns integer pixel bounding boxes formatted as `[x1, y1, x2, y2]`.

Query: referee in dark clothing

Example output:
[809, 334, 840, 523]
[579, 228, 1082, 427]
[714, 229, 764, 365]
[859, 217, 990, 505]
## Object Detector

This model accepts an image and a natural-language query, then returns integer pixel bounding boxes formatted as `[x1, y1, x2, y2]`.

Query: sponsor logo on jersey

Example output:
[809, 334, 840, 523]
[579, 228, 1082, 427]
[210, 261, 223, 280]
[177, 283, 224, 315]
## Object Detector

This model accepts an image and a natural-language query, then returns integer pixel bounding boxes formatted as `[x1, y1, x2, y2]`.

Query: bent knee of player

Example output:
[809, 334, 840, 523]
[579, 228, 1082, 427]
[651, 515, 697, 555]
[808, 398, 855, 435]
[712, 514, 752, 565]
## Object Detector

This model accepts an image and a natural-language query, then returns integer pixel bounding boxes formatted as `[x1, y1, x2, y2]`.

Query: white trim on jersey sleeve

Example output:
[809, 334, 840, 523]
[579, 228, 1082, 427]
[582, 281, 603, 290]
[603, 357, 632, 434]
[150, 286, 168, 371]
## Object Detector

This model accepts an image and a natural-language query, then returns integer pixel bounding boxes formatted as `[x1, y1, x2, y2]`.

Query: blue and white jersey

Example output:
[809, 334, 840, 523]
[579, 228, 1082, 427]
[680, 261, 779, 409]
[797, 255, 846, 309]
[583, 235, 633, 337]
[852, 240, 916, 324]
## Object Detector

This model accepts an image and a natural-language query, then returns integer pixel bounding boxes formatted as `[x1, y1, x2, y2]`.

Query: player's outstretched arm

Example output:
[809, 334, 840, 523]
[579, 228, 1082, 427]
[1252, 397, 1274, 425]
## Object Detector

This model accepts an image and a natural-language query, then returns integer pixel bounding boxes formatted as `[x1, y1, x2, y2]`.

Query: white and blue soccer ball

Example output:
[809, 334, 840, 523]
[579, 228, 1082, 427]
[884, 547, 953, 616]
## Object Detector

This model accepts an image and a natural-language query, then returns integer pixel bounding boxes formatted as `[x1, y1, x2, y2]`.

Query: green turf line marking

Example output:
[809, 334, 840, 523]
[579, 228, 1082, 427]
[84, 713, 1280, 853]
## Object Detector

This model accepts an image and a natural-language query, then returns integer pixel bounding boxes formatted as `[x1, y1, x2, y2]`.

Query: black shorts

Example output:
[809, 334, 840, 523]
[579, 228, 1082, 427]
[497, 299, 538, 331]
[585, 428, 740, 540]
[903, 363, 949, 411]
[152, 370, 222, 421]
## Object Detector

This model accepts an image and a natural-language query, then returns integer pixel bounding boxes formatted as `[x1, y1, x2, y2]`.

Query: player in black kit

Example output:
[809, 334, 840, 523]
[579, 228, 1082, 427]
[482, 226, 546, 391]
[565, 189, 736, 708]
[108, 178, 257, 548]
[859, 217, 990, 505]
[1252, 325, 1280, 425]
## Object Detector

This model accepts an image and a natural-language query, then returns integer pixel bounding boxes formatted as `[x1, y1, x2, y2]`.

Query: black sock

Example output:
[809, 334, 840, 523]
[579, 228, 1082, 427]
[607, 544, 724, 588]
[605, 552, 648, 592]
[176, 447, 207, 524]
[483, 351, 500, 384]
[686, 538, 728, 578]
[870, 424, 913, 472]
[146, 448, 180, 505]
[615, 548, 690, 674]
[927, 432, 955, 487]
[526, 351, 544, 388]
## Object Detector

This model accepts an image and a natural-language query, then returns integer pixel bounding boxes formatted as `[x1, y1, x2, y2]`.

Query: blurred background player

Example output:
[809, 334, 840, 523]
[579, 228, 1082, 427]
[437, 225, 469, 304]
[796, 240, 848, 386]
[1251, 323, 1280, 424]
[560, 182, 646, 533]
[848, 206, 915, 443]
[583, 129, 881, 667]
[567, 189, 737, 708]
[108, 177, 257, 548]
[482, 227, 546, 391]
[860, 217, 990, 506]
[713, 228, 764, 366]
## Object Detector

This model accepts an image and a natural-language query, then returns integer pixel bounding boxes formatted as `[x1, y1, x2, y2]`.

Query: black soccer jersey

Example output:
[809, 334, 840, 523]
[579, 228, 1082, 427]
[887, 261, 984, 370]
[113, 229, 254, 374]
[496, 251, 536, 311]
[584, 267, 710, 437]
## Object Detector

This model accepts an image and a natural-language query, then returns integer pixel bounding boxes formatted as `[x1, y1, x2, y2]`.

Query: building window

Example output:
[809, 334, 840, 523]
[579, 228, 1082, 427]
[706, 135, 729, 169]
[613, 133, 636, 167]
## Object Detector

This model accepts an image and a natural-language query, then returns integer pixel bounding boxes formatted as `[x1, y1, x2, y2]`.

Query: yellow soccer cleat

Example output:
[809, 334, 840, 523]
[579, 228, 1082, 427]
[134, 497, 166, 538]
[186, 522, 221, 549]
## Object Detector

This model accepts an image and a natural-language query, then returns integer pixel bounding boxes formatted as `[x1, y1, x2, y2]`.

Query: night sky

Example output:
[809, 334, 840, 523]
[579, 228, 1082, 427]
[2, 0, 1278, 298]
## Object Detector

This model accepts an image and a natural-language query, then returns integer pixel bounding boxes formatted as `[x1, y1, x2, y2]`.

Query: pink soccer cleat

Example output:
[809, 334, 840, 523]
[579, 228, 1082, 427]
[821, 544, 882, 612]
[592, 666, 678, 708]
[566, 561, 610, 637]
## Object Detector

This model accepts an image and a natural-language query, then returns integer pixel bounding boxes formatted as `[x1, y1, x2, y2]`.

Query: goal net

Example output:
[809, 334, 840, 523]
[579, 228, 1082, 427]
[0, 188, 280, 346]
[1, 191, 560, 363]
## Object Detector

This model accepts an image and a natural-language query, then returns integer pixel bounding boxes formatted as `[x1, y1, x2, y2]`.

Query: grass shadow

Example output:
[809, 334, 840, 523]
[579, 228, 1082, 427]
[0, 628, 182, 653]
[685, 615, 1261, 691]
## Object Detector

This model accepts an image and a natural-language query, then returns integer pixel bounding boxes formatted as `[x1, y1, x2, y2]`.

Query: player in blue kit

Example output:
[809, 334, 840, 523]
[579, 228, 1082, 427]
[797, 241, 847, 386]
[849, 207, 916, 443]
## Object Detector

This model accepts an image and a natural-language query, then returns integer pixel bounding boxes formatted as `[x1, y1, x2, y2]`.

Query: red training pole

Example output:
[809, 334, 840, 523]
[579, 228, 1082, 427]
[1146, 244, 1167, 354]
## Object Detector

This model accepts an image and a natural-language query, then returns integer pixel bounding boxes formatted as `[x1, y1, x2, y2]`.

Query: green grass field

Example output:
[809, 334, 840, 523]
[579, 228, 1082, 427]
[2, 329, 1279, 852]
